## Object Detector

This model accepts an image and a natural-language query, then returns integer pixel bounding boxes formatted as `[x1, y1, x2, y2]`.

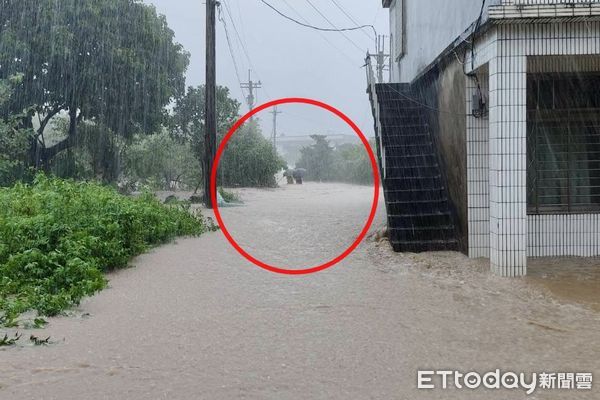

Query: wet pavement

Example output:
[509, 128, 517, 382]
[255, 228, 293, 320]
[0, 183, 598, 399]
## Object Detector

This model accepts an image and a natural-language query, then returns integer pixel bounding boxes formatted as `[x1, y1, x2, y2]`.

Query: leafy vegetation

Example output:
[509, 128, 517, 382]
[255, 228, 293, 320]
[126, 131, 200, 191]
[0, 0, 190, 170]
[220, 122, 286, 187]
[296, 135, 375, 185]
[0, 176, 209, 324]
[218, 187, 241, 204]
[0, 77, 34, 186]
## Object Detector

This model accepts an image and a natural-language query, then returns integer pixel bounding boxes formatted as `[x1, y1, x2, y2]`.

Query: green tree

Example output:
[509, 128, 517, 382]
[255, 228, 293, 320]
[331, 142, 374, 185]
[170, 85, 240, 158]
[220, 121, 286, 187]
[296, 135, 334, 182]
[126, 131, 200, 190]
[0, 77, 34, 186]
[0, 0, 189, 168]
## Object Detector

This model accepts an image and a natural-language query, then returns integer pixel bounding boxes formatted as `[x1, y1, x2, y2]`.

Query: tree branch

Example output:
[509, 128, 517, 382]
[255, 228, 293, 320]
[42, 107, 78, 162]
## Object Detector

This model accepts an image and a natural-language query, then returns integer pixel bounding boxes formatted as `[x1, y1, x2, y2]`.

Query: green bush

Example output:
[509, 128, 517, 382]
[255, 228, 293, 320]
[0, 175, 209, 323]
[220, 122, 286, 188]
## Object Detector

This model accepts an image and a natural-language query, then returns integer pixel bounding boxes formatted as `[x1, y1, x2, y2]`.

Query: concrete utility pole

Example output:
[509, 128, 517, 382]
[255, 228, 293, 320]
[204, 0, 217, 209]
[368, 35, 390, 83]
[270, 106, 282, 150]
[240, 70, 262, 117]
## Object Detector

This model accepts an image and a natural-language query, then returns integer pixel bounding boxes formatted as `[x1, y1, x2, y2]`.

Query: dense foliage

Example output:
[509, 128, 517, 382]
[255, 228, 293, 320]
[0, 78, 34, 186]
[0, 176, 208, 324]
[0, 0, 189, 168]
[220, 122, 287, 187]
[170, 85, 240, 147]
[296, 135, 374, 185]
[126, 131, 200, 191]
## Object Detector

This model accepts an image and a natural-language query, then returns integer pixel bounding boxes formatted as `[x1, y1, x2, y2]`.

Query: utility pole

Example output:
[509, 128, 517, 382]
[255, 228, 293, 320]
[240, 70, 262, 118]
[204, 0, 217, 209]
[270, 106, 282, 150]
[368, 35, 390, 83]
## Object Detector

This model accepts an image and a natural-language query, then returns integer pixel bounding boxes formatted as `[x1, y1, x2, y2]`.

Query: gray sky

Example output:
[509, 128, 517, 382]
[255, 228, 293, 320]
[146, 0, 388, 138]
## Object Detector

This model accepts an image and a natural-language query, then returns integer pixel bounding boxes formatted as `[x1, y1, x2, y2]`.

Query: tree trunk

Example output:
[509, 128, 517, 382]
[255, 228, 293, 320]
[27, 105, 64, 169]
[41, 107, 78, 170]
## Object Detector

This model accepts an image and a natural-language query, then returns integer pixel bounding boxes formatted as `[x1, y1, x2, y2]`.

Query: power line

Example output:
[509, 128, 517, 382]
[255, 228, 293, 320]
[217, 3, 246, 98]
[279, 0, 357, 65]
[303, 0, 369, 53]
[260, 0, 375, 45]
[328, 0, 375, 42]
[221, 0, 271, 100]
[221, 1, 254, 73]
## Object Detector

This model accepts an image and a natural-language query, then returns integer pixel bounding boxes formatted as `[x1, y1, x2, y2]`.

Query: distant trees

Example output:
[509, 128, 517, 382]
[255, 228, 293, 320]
[169, 85, 240, 165]
[296, 135, 335, 181]
[169, 85, 284, 189]
[0, 2, 285, 191]
[220, 121, 286, 187]
[126, 131, 200, 191]
[0, 0, 189, 168]
[296, 135, 374, 185]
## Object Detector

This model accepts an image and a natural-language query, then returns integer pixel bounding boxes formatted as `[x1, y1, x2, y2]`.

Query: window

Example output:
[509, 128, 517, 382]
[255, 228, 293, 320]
[391, 0, 404, 60]
[527, 74, 600, 214]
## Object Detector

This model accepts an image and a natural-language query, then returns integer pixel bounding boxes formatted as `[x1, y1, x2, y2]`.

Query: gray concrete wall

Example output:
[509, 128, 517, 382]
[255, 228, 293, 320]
[435, 61, 468, 250]
[390, 0, 485, 83]
[414, 60, 469, 252]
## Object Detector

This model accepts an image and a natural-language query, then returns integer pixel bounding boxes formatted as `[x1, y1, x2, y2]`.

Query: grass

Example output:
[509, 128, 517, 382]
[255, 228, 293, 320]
[0, 175, 212, 326]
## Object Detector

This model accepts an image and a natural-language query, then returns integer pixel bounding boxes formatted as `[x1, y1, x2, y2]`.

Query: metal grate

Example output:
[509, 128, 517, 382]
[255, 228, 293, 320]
[527, 73, 600, 213]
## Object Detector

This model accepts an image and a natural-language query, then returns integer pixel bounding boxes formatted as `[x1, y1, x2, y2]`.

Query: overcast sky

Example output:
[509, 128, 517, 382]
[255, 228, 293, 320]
[146, 0, 388, 139]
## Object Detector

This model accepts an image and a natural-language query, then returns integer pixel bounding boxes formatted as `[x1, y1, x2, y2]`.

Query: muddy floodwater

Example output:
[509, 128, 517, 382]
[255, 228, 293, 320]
[1, 183, 598, 399]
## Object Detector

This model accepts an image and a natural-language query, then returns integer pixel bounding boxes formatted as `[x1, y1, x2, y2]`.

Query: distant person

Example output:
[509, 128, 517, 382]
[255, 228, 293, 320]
[283, 169, 295, 184]
[293, 168, 306, 185]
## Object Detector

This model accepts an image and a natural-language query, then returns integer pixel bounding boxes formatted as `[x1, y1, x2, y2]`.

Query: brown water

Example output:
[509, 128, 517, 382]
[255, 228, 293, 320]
[527, 257, 600, 312]
[1, 183, 598, 399]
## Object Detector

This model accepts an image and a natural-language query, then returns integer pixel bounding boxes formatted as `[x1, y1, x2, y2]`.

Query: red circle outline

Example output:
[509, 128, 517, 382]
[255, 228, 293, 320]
[211, 97, 380, 275]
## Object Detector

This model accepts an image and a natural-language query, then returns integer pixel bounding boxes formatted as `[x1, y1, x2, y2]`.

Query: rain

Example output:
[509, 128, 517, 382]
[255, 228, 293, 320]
[0, 1, 598, 399]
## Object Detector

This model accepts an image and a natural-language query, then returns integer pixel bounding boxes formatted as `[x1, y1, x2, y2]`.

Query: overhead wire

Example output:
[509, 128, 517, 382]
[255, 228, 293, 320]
[303, 0, 367, 53]
[278, 0, 358, 65]
[217, 3, 246, 98]
[328, 0, 376, 42]
[260, 0, 374, 52]
[222, 0, 271, 101]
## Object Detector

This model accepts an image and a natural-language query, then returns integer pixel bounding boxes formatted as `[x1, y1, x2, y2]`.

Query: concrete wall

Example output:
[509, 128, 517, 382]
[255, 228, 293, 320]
[413, 61, 469, 253]
[435, 61, 469, 251]
[389, 0, 485, 83]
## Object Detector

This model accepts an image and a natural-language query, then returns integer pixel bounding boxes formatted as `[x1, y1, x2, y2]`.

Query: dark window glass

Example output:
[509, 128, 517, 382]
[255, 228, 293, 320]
[527, 73, 600, 214]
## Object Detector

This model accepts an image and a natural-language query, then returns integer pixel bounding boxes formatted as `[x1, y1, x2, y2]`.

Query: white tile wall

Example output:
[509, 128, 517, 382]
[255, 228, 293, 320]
[466, 74, 491, 258]
[488, 26, 528, 276]
[464, 20, 600, 276]
[528, 214, 600, 257]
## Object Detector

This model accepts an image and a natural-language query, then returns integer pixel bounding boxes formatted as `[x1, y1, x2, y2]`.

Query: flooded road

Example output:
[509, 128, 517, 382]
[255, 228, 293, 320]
[1, 183, 598, 399]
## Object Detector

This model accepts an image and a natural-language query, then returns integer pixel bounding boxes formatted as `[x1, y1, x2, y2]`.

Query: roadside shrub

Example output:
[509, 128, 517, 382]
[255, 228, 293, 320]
[0, 175, 209, 323]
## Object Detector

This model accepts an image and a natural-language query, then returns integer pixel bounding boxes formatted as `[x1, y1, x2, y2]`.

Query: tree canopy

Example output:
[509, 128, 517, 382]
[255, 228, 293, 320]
[170, 85, 241, 161]
[296, 135, 374, 185]
[0, 0, 190, 166]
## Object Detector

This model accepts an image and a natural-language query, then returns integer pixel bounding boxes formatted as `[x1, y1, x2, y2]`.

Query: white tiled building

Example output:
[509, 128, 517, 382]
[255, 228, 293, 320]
[381, 0, 600, 276]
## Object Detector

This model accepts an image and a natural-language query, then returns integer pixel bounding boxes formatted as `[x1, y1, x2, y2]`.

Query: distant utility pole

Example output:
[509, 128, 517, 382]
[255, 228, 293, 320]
[270, 106, 282, 149]
[240, 70, 262, 118]
[204, 0, 217, 209]
[368, 35, 390, 83]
